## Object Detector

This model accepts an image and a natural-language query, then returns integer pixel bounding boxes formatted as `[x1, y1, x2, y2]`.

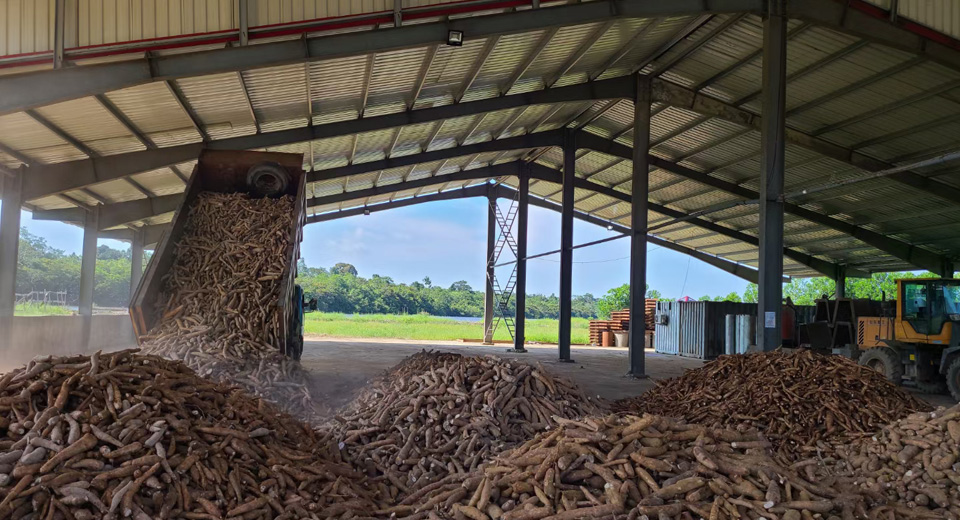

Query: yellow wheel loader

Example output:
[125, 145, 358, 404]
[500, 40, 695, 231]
[857, 278, 960, 400]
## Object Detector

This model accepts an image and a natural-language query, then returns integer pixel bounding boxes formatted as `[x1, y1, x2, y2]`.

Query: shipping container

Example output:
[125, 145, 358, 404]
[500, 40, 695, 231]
[654, 300, 758, 359]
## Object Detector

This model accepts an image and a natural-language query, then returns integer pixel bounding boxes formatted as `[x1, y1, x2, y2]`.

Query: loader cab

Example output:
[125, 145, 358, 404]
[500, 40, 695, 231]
[898, 279, 960, 338]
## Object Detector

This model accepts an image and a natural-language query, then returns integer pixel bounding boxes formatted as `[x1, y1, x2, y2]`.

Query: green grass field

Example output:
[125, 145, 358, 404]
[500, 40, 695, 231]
[303, 312, 590, 344]
[13, 302, 72, 316]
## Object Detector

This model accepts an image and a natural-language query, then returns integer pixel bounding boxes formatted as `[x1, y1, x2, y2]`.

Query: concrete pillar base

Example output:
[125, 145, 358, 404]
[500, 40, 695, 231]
[505, 347, 528, 353]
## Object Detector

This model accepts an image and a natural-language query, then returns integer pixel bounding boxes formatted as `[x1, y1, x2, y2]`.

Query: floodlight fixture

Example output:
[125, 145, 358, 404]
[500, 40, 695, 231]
[447, 30, 464, 46]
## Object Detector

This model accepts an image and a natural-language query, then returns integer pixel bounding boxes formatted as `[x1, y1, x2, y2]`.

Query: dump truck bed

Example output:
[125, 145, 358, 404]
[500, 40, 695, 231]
[129, 150, 306, 357]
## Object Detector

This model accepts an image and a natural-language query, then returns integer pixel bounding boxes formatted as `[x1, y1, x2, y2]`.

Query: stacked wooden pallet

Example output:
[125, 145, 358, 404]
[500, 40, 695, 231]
[645, 298, 657, 329]
[588, 300, 658, 345]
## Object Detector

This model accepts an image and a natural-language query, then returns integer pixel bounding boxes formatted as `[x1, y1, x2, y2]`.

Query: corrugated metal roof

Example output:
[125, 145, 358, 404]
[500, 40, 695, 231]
[10, 7, 960, 276]
[104, 82, 202, 147]
[176, 73, 258, 140]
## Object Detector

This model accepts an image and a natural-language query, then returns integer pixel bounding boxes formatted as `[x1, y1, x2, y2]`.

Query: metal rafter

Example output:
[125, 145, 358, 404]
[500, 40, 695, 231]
[578, 132, 952, 275]
[28, 109, 157, 200]
[410, 45, 438, 110]
[305, 62, 314, 124]
[236, 72, 261, 133]
[164, 80, 209, 141]
[543, 16, 711, 161]
[95, 94, 151, 147]
[649, 37, 869, 156]
[494, 107, 528, 139]
[11, 0, 960, 116]
[651, 78, 960, 205]
[501, 27, 558, 95]
[424, 120, 446, 152]
[33, 193, 182, 230]
[80, 188, 109, 205]
[627, 15, 713, 76]
[348, 134, 360, 165]
[589, 19, 663, 81]
[23, 77, 629, 200]
[387, 127, 404, 158]
[0, 141, 34, 165]
[851, 112, 960, 150]
[461, 113, 489, 145]
[690, 23, 811, 92]
[457, 36, 501, 103]
[784, 56, 924, 116]
[573, 100, 620, 131]
[95, 93, 189, 187]
[813, 77, 960, 136]
[26, 110, 96, 157]
[545, 21, 615, 88]
[648, 14, 745, 77]
[359, 54, 376, 118]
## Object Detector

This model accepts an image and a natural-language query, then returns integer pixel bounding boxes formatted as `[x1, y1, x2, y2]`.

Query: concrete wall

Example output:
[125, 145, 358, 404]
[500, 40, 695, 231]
[0, 315, 136, 369]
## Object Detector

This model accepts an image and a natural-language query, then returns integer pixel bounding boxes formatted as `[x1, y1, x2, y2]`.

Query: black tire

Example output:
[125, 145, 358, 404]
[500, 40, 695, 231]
[859, 347, 904, 385]
[287, 313, 303, 361]
[946, 357, 960, 402]
[247, 162, 290, 197]
[286, 286, 304, 361]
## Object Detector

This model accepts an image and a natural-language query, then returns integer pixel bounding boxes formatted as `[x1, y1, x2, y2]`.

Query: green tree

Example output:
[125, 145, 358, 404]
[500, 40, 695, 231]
[743, 284, 758, 303]
[331, 262, 358, 276]
[449, 280, 472, 292]
[646, 288, 662, 300]
[94, 257, 131, 307]
[597, 284, 630, 319]
[723, 292, 742, 302]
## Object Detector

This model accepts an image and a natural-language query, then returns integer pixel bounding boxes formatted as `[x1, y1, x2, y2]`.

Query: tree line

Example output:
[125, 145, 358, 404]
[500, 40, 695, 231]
[17, 229, 140, 308]
[17, 223, 944, 317]
[296, 262, 600, 319]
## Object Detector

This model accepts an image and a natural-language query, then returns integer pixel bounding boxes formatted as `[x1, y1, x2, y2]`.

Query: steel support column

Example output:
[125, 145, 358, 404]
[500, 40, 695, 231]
[628, 75, 651, 377]
[0, 168, 23, 317]
[835, 264, 846, 299]
[758, 1, 787, 351]
[512, 168, 530, 353]
[239, 0, 250, 45]
[130, 229, 144, 300]
[54, 0, 66, 68]
[483, 192, 496, 344]
[79, 206, 99, 316]
[558, 130, 576, 362]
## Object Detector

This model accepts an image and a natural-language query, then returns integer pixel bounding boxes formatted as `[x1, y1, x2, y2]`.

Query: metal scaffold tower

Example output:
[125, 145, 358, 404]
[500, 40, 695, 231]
[486, 192, 519, 340]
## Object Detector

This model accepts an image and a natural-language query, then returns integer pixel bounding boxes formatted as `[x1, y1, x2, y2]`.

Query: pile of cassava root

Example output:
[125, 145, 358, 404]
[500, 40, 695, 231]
[138, 192, 323, 421]
[416, 413, 911, 520]
[331, 351, 603, 502]
[613, 349, 930, 461]
[0, 350, 378, 520]
[826, 404, 960, 519]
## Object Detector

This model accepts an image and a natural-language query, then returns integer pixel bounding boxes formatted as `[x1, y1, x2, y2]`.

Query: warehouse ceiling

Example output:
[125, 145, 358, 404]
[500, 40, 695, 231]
[4, 0, 960, 277]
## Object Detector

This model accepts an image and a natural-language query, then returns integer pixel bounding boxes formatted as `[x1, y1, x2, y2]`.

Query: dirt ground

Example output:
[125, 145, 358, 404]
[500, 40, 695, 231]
[299, 336, 704, 411]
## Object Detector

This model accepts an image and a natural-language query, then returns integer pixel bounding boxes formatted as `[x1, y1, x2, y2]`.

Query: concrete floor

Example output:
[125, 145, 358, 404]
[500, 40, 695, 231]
[299, 336, 956, 411]
[299, 336, 704, 411]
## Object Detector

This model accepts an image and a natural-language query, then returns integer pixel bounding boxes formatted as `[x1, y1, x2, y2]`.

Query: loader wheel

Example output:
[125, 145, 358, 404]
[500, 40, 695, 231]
[946, 357, 960, 401]
[286, 286, 304, 361]
[859, 348, 903, 385]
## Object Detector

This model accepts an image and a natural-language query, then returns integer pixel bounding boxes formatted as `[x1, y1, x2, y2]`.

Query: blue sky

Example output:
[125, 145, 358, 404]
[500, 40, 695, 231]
[13, 200, 750, 299]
